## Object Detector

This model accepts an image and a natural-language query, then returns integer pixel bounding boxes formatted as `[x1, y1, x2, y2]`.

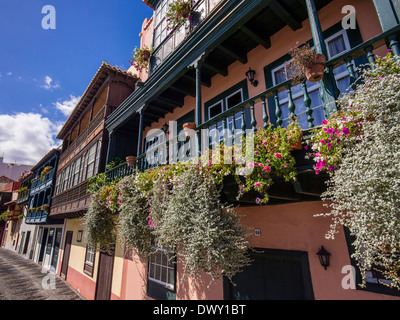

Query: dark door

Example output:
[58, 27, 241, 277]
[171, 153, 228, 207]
[23, 231, 30, 254]
[95, 247, 115, 300]
[224, 248, 314, 300]
[38, 228, 48, 263]
[50, 228, 62, 271]
[60, 231, 73, 280]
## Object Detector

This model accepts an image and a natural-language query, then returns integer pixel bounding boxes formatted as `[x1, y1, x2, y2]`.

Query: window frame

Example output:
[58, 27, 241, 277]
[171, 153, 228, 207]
[83, 245, 96, 277]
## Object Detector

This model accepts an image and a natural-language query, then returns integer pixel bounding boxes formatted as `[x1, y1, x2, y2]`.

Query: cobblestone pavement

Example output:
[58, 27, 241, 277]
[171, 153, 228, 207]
[0, 248, 85, 300]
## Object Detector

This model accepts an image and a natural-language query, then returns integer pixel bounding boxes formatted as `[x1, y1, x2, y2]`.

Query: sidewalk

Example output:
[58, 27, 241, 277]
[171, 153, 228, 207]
[0, 248, 85, 300]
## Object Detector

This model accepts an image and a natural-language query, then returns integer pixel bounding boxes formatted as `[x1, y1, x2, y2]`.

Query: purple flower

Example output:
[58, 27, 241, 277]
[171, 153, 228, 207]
[327, 143, 332, 148]
[342, 127, 350, 135]
[255, 198, 261, 204]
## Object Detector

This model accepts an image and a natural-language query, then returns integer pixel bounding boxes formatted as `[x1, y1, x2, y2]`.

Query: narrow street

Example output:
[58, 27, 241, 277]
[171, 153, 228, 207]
[0, 248, 85, 300]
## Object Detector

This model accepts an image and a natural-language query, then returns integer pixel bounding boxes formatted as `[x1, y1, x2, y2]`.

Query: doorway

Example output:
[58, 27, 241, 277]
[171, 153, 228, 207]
[60, 231, 73, 280]
[224, 248, 314, 300]
[95, 247, 115, 300]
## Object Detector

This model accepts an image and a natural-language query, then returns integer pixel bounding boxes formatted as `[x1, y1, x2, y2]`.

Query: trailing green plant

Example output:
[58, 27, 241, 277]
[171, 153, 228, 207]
[316, 51, 400, 289]
[83, 181, 119, 251]
[117, 175, 153, 259]
[150, 165, 251, 285]
[87, 172, 110, 194]
[129, 46, 154, 72]
[166, 0, 194, 36]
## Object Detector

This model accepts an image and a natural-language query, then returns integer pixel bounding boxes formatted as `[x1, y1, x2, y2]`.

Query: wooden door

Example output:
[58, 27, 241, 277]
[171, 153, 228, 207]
[224, 248, 314, 300]
[60, 231, 73, 280]
[95, 247, 115, 300]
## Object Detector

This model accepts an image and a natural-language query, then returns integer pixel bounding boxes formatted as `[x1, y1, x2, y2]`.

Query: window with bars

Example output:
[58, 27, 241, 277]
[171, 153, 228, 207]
[270, 29, 352, 129]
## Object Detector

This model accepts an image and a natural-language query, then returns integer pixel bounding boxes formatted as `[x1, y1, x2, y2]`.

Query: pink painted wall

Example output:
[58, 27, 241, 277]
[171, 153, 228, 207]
[66, 266, 96, 300]
[238, 201, 400, 300]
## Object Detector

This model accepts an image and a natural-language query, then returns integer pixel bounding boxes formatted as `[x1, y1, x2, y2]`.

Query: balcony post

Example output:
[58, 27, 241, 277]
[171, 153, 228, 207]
[105, 129, 114, 168]
[305, 0, 340, 118]
[137, 107, 144, 157]
[195, 60, 203, 157]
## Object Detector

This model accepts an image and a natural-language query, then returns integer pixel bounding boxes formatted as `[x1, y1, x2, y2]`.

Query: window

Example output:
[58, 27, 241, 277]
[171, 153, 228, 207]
[73, 157, 81, 186]
[271, 30, 352, 128]
[144, 131, 167, 167]
[147, 244, 176, 300]
[207, 88, 245, 149]
[84, 245, 96, 277]
[86, 143, 97, 180]
[153, 0, 176, 48]
[94, 141, 102, 176]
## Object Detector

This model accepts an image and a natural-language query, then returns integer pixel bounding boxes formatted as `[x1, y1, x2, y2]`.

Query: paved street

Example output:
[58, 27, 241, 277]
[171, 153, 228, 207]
[0, 248, 85, 300]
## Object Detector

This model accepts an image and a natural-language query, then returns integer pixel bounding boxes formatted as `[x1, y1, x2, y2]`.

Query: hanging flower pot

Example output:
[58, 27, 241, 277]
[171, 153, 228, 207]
[126, 156, 136, 167]
[290, 131, 303, 151]
[305, 54, 326, 82]
[141, 49, 151, 61]
[183, 122, 196, 137]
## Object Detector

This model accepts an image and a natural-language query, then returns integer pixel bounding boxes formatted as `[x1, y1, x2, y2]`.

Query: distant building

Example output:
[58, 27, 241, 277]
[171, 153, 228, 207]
[0, 157, 32, 181]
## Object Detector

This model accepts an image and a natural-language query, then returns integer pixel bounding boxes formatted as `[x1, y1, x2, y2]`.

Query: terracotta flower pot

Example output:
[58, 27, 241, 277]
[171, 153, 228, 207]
[305, 54, 326, 82]
[180, 3, 191, 19]
[290, 132, 303, 151]
[126, 156, 136, 167]
[183, 122, 196, 137]
[141, 50, 151, 61]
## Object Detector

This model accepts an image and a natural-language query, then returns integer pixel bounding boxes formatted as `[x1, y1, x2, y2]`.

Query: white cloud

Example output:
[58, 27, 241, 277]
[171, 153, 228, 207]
[54, 94, 81, 117]
[7, 72, 12, 76]
[0, 112, 61, 165]
[41, 75, 60, 90]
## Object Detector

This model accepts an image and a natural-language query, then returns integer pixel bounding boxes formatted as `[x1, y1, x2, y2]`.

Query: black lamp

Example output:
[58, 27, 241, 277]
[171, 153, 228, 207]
[317, 246, 331, 270]
[246, 67, 258, 87]
[162, 122, 169, 134]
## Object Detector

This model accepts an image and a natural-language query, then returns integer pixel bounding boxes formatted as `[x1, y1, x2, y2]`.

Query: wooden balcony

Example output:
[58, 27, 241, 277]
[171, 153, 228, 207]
[105, 24, 400, 203]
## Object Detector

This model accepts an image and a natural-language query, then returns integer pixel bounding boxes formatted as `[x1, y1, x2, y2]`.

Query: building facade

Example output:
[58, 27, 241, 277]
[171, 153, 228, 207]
[51, 62, 138, 300]
[102, 0, 400, 300]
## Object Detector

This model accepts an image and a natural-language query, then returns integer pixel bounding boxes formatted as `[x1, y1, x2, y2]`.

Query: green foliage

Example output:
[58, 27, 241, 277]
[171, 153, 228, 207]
[129, 46, 154, 72]
[151, 166, 251, 284]
[166, 0, 194, 36]
[238, 118, 301, 204]
[316, 51, 400, 289]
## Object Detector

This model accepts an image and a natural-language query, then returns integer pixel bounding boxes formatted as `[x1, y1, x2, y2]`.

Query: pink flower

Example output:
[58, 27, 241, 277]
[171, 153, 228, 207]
[263, 140, 268, 146]
[263, 165, 271, 172]
[284, 163, 289, 168]
[254, 182, 262, 189]
[319, 139, 326, 144]
[274, 153, 282, 159]
[259, 163, 264, 167]
[327, 143, 332, 148]
[255, 151, 259, 155]
[322, 120, 328, 125]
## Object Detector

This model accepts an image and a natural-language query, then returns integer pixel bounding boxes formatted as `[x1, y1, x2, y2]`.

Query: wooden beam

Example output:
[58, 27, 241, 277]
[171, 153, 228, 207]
[169, 85, 196, 97]
[240, 25, 271, 50]
[218, 44, 248, 64]
[155, 95, 184, 107]
[182, 73, 211, 88]
[269, 1, 302, 31]
[147, 103, 175, 114]
[202, 62, 228, 77]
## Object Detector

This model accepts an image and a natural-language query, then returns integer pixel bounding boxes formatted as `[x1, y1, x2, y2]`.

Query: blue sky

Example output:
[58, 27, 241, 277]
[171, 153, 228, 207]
[0, 0, 152, 165]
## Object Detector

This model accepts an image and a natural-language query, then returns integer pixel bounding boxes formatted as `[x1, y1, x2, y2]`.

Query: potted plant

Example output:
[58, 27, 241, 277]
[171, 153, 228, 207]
[287, 42, 326, 84]
[130, 46, 154, 72]
[126, 156, 137, 167]
[182, 122, 196, 137]
[166, 0, 194, 36]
